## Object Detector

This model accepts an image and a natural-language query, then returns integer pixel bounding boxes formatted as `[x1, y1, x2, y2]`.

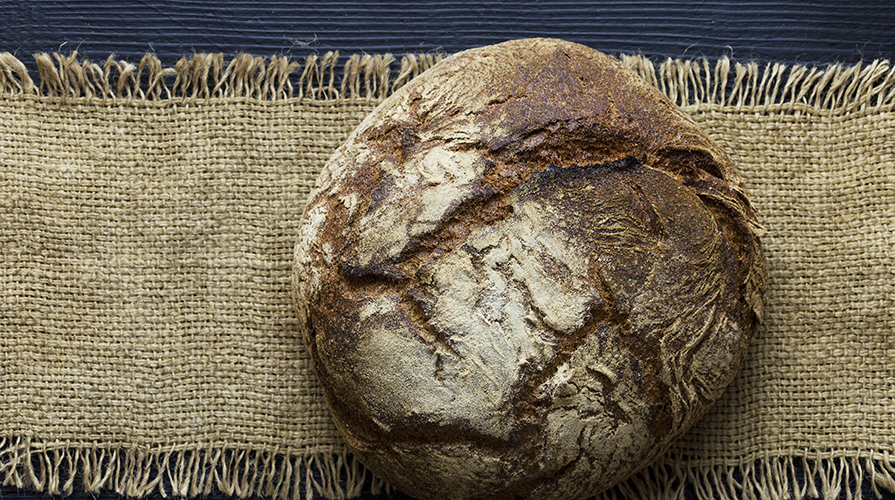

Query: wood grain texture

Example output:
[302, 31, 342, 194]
[2, 0, 894, 75]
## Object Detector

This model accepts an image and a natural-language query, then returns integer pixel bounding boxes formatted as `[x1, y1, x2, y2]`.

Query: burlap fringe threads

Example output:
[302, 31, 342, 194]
[1, 50, 894, 499]
[3, 439, 895, 500]
[602, 454, 895, 500]
[1, 50, 893, 111]
[0, 50, 442, 101]
[0, 437, 390, 500]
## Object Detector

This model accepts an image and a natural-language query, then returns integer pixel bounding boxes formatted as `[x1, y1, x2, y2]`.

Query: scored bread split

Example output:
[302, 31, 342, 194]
[293, 38, 767, 500]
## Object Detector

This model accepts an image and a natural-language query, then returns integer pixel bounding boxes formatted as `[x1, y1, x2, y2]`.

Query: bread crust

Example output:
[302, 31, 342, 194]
[293, 38, 767, 500]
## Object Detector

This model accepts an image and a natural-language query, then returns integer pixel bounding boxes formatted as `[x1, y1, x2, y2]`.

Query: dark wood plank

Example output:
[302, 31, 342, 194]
[3, 0, 894, 73]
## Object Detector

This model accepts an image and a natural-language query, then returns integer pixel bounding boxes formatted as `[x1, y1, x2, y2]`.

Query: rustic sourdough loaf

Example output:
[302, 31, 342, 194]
[293, 38, 766, 500]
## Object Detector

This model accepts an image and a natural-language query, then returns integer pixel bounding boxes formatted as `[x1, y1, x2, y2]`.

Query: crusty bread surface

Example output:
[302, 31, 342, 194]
[293, 38, 767, 500]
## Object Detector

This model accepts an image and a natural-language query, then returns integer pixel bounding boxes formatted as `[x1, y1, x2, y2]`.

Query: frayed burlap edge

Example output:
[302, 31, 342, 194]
[0, 437, 392, 500]
[0, 50, 443, 101]
[1, 49, 893, 111]
[601, 454, 895, 500]
[4, 440, 895, 500]
[1, 50, 893, 500]
[620, 54, 895, 114]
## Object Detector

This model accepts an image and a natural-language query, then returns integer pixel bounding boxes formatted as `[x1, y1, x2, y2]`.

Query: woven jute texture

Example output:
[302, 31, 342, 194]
[0, 51, 893, 500]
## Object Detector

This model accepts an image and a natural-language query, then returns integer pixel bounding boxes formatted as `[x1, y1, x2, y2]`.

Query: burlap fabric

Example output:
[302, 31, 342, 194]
[0, 51, 893, 500]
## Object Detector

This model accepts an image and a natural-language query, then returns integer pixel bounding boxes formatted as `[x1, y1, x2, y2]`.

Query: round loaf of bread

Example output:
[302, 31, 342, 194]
[293, 38, 767, 500]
